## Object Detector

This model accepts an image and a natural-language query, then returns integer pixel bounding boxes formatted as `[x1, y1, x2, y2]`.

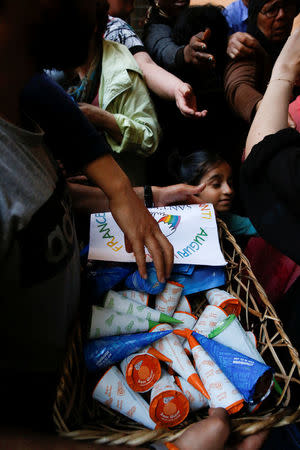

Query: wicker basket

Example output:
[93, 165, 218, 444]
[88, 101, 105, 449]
[54, 219, 300, 446]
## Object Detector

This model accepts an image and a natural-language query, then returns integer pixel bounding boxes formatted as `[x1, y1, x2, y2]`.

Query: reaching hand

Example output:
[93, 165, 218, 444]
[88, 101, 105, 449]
[174, 83, 208, 118]
[227, 32, 261, 59]
[173, 408, 268, 450]
[108, 187, 173, 283]
[78, 102, 102, 127]
[152, 183, 206, 207]
[184, 28, 215, 67]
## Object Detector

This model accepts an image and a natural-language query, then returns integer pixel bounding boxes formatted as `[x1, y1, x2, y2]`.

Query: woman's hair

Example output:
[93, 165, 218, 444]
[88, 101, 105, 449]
[169, 150, 226, 185]
[172, 5, 229, 73]
[96, 0, 109, 42]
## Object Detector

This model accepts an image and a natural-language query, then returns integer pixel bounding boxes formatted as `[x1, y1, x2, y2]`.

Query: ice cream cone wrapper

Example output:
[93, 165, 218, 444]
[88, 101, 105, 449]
[119, 290, 149, 306]
[193, 332, 273, 404]
[175, 375, 209, 411]
[120, 350, 161, 392]
[205, 289, 241, 316]
[209, 315, 265, 364]
[173, 311, 197, 345]
[89, 306, 158, 338]
[151, 324, 209, 399]
[190, 336, 244, 414]
[174, 295, 192, 314]
[104, 290, 180, 325]
[146, 346, 172, 363]
[85, 330, 172, 372]
[93, 365, 156, 429]
[155, 281, 183, 316]
[246, 331, 257, 348]
[149, 370, 189, 427]
[193, 305, 228, 337]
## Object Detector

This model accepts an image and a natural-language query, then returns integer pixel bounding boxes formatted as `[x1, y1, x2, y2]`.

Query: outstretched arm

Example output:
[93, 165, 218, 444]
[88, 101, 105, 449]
[245, 29, 300, 158]
[134, 51, 207, 118]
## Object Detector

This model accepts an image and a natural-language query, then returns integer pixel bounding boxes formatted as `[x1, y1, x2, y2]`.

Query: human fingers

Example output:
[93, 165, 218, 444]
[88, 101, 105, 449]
[174, 408, 230, 450]
[194, 27, 211, 43]
[234, 430, 269, 450]
[124, 235, 133, 253]
[130, 236, 148, 280]
[152, 230, 174, 279]
[144, 233, 167, 283]
[194, 52, 215, 65]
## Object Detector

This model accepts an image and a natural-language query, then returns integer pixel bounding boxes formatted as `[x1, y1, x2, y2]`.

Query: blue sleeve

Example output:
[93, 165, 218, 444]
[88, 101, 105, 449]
[21, 72, 111, 172]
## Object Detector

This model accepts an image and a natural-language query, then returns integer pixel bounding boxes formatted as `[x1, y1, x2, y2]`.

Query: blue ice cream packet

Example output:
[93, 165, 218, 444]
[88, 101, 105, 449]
[171, 265, 226, 295]
[87, 262, 135, 302]
[125, 263, 166, 295]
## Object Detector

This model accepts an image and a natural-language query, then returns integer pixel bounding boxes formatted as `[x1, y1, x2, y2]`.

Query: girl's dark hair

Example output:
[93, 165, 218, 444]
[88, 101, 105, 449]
[172, 5, 229, 74]
[169, 150, 226, 185]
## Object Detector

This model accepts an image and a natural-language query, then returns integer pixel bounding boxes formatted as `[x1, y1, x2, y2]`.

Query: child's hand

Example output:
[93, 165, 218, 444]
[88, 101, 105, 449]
[153, 183, 206, 207]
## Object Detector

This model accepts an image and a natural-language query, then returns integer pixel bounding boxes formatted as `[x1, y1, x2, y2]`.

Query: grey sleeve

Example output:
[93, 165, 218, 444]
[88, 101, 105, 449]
[143, 23, 185, 72]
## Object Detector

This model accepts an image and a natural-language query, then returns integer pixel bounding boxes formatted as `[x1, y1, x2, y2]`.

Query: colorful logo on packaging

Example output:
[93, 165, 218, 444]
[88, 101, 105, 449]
[158, 215, 181, 237]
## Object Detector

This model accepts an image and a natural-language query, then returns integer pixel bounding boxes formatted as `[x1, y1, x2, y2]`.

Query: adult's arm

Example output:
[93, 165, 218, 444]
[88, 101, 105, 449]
[240, 31, 300, 263]
[244, 30, 300, 157]
[224, 57, 263, 122]
[84, 154, 173, 282]
[143, 22, 185, 72]
[21, 72, 112, 172]
[134, 51, 206, 118]
[103, 70, 161, 156]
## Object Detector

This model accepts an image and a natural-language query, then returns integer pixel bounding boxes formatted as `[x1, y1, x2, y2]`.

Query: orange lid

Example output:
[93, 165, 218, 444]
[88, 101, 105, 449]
[220, 299, 241, 317]
[125, 354, 161, 393]
[149, 389, 189, 427]
[226, 399, 244, 415]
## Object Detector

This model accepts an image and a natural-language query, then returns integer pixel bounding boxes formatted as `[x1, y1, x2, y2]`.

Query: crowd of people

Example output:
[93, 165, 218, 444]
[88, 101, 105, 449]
[2, 0, 300, 448]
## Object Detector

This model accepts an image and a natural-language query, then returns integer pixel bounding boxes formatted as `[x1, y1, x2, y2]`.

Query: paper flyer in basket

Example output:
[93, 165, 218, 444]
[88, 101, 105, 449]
[88, 204, 227, 266]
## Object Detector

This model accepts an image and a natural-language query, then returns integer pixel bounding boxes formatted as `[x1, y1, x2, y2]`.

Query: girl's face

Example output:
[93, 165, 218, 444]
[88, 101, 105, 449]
[157, 0, 190, 17]
[197, 161, 234, 212]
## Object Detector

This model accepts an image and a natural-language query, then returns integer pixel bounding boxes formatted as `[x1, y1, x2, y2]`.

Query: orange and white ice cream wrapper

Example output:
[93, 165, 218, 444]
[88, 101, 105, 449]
[174, 295, 192, 314]
[175, 375, 209, 411]
[189, 336, 244, 415]
[93, 365, 156, 429]
[246, 331, 257, 348]
[205, 289, 241, 316]
[181, 305, 228, 355]
[120, 350, 161, 392]
[151, 324, 209, 399]
[210, 315, 265, 364]
[173, 311, 197, 349]
[193, 305, 228, 337]
[155, 281, 183, 316]
[119, 290, 149, 306]
[149, 370, 189, 427]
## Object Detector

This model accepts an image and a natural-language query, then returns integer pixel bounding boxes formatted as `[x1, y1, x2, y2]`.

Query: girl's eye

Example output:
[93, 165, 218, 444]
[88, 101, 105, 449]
[212, 183, 221, 188]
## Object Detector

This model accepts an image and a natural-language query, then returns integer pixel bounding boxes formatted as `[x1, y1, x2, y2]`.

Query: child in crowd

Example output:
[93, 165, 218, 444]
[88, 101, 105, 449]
[169, 150, 257, 239]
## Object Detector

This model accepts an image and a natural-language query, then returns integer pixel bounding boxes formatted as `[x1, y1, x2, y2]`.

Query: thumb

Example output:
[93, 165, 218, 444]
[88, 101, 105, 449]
[203, 27, 211, 42]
